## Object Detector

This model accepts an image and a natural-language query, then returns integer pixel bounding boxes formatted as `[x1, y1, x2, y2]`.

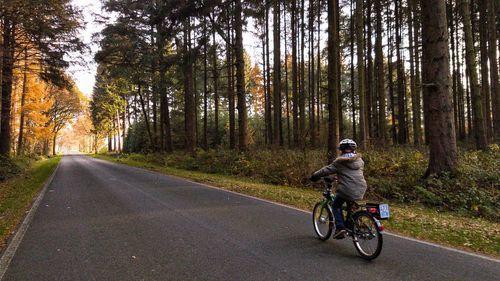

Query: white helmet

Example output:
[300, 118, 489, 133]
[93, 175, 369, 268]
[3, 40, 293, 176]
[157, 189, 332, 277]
[338, 139, 357, 151]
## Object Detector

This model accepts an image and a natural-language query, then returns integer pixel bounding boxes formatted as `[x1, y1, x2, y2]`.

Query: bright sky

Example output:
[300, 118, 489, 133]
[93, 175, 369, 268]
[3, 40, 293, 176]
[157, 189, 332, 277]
[68, 0, 104, 97]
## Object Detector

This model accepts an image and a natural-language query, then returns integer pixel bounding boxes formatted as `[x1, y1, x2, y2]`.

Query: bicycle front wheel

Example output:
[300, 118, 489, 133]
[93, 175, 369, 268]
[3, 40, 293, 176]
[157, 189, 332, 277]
[312, 202, 333, 240]
[352, 211, 383, 260]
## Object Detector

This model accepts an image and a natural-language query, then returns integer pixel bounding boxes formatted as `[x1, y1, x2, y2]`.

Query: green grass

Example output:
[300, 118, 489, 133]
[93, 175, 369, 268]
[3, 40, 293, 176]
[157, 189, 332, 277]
[92, 153, 499, 258]
[0, 156, 61, 250]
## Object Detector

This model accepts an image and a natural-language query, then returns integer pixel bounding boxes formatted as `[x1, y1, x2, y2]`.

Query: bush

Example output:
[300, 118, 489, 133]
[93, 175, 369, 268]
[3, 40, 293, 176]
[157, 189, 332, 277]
[113, 145, 499, 221]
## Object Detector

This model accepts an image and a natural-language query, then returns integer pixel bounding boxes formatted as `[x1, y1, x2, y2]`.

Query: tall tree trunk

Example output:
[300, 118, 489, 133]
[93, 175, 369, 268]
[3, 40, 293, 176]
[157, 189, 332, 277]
[487, 0, 500, 139]
[356, 0, 367, 148]
[413, 0, 423, 144]
[116, 110, 121, 152]
[137, 85, 154, 149]
[387, 3, 397, 144]
[478, 0, 492, 140]
[409, 0, 420, 145]
[455, 8, 466, 140]
[150, 26, 158, 150]
[52, 132, 57, 156]
[0, 20, 15, 156]
[300, 0, 306, 144]
[366, 0, 374, 139]
[17, 48, 28, 156]
[284, 2, 291, 147]
[375, 0, 386, 141]
[316, 0, 322, 137]
[273, 0, 282, 147]
[234, 0, 248, 150]
[203, 19, 209, 150]
[350, 0, 356, 140]
[227, 14, 236, 149]
[309, 0, 316, 147]
[328, 0, 340, 160]
[212, 25, 220, 147]
[265, 5, 273, 145]
[396, 0, 408, 144]
[292, 0, 299, 147]
[462, 0, 487, 149]
[421, 0, 458, 176]
[184, 20, 196, 153]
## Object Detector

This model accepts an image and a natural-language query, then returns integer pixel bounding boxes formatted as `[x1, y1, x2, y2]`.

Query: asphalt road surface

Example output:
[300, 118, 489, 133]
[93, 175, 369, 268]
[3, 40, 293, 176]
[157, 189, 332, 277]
[2, 155, 499, 280]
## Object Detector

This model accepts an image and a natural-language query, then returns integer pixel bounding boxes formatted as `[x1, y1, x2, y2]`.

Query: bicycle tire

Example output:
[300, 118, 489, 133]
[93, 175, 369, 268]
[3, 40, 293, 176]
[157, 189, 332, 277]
[312, 202, 333, 240]
[352, 211, 383, 260]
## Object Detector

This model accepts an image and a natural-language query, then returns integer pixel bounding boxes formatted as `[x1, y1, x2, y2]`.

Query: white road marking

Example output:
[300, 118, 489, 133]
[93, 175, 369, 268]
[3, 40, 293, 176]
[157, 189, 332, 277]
[0, 163, 60, 281]
[89, 156, 500, 264]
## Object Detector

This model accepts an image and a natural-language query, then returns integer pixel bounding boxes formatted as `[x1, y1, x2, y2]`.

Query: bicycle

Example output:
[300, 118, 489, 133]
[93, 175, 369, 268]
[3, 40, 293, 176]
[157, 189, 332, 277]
[312, 177, 389, 260]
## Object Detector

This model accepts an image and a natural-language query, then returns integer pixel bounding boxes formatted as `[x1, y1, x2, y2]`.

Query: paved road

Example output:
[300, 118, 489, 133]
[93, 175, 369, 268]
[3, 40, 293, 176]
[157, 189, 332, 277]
[2, 155, 499, 280]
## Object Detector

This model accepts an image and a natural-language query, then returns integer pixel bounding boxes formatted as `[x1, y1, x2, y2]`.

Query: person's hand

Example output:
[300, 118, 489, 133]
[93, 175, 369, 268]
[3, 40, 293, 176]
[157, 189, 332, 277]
[310, 174, 321, 182]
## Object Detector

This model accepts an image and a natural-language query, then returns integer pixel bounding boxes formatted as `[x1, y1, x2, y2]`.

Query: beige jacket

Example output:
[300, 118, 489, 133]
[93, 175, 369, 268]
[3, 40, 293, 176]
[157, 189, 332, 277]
[313, 154, 367, 201]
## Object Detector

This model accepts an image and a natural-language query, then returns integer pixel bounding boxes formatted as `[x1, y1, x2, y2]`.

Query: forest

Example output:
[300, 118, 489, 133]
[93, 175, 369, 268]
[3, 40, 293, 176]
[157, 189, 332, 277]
[86, 0, 499, 174]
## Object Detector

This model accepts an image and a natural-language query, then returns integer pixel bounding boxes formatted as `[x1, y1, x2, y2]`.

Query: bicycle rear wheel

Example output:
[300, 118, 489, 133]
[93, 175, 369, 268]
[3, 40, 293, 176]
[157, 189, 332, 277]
[352, 211, 383, 260]
[312, 202, 333, 240]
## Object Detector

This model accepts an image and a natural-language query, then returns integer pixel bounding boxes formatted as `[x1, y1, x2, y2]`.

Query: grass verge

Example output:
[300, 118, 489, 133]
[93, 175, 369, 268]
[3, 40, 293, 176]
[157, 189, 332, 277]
[0, 156, 61, 251]
[92, 153, 499, 258]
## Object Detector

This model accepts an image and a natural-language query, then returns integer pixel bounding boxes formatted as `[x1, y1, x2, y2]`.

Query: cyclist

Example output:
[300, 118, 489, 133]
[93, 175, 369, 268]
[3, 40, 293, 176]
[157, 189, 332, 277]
[310, 139, 367, 239]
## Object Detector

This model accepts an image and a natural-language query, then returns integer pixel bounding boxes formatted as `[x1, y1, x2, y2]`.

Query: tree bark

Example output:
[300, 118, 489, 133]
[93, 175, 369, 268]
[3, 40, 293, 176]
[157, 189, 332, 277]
[462, 0, 487, 149]
[375, 0, 386, 141]
[184, 20, 196, 154]
[265, 4, 272, 145]
[212, 25, 220, 147]
[328, 0, 340, 160]
[292, 0, 299, 147]
[234, 0, 248, 150]
[356, 0, 367, 148]
[421, 0, 458, 175]
[299, 0, 306, 144]
[273, 0, 282, 147]
[226, 18, 236, 149]
[487, 0, 500, 139]
[203, 19, 209, 150]
[0, 20, 15, 156]
[478, 0, 492, 139]
[17, 48, 28, 155]
[396, 0, 408, 144]
[309, 0, 316, 147]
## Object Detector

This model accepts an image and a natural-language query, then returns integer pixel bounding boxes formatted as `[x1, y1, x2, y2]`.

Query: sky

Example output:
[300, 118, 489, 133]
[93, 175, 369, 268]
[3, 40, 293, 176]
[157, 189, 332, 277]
[68, 0, 105, 97]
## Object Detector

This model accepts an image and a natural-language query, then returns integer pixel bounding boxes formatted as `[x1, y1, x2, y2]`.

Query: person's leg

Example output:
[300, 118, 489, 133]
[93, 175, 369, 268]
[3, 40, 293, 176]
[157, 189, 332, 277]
[331, 196, 346, 230]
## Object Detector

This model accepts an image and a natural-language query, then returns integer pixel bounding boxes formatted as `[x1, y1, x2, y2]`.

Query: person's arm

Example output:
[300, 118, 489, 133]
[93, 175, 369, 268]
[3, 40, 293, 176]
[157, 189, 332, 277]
[312, 163, 338, 179]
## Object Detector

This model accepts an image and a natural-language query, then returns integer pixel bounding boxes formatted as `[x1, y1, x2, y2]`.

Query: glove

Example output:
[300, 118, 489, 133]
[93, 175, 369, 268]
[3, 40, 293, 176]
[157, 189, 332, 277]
[310, 174, 321, 182]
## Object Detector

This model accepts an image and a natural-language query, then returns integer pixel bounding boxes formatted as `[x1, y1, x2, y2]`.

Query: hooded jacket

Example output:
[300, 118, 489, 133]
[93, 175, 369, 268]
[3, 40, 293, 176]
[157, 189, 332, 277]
[312, 154, 367, 201]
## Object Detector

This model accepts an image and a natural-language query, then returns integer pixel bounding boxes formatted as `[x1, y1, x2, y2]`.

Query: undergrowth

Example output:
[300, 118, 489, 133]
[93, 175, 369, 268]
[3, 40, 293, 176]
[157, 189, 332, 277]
[113, 145, 499, 221]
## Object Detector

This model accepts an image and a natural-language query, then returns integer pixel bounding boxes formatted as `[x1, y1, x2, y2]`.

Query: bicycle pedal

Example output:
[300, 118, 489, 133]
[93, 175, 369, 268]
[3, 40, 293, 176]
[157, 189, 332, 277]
[332, 229, 346, 239]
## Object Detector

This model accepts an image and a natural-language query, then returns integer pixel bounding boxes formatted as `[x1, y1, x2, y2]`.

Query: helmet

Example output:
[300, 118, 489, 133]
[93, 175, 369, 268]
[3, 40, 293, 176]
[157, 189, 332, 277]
[338, 139, 357, 151]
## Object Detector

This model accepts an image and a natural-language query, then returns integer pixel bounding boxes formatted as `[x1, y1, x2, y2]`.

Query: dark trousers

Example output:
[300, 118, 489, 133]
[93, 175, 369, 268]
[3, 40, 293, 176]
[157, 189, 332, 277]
[332, 195, 346, 230]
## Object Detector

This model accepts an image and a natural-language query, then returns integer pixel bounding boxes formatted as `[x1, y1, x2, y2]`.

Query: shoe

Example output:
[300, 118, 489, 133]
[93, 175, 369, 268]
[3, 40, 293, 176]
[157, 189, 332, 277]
[332, 229, 346, 239]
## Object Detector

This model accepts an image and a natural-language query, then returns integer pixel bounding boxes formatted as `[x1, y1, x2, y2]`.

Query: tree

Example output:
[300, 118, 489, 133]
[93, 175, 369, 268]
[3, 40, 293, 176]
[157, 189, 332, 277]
[47, 83, 83, 155]
[272, 0, 282, 147]
[421, 0, 458, 175]
[327, 0, 340, 160]
[0, 0, 84, 156]
[487, 0, 500, 139]
[356, 0, 368, 148]
[234, 0, 248, 150]
[462, 0, 487, 149]
[374, 0, 386, 141]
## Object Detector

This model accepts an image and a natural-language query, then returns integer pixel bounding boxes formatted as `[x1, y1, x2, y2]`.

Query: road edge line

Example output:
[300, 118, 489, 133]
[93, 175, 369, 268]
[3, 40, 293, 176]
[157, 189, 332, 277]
[164, 172, 500, 264]
[90, 156, 500, 264]
[0, 159, 61, 280]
